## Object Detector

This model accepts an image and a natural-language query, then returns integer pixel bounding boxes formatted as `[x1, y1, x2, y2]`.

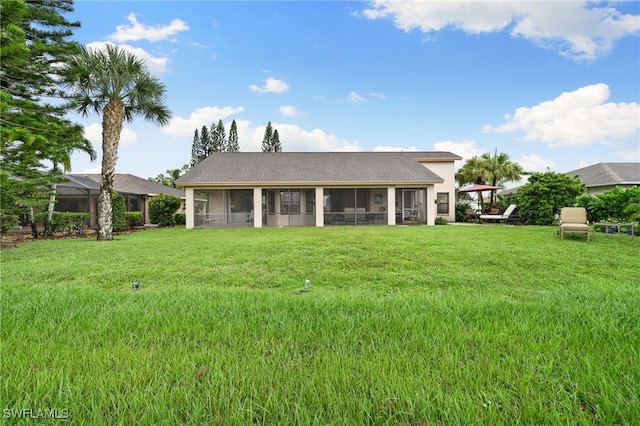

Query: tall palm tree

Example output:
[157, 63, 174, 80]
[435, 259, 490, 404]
[64, 45, 171, 240]
[456, 150, 525, 207]
[456, 156, 490, 205]
[479, 149, 525, 205]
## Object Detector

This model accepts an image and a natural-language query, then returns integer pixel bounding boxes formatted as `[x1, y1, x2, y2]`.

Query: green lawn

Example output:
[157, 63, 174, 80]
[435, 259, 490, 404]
[1, 225, 639, 424]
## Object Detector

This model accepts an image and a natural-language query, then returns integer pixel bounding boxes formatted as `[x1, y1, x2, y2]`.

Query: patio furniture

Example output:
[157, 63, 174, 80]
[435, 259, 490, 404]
[464, 208, 478, 222]
[479, 204, 517, 223]
[559, 207, 590, 241]
[592, 221, 634, 237]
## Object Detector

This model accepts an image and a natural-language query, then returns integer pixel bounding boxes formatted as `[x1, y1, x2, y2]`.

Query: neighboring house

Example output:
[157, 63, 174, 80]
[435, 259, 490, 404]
[176, 151, 462, 228]
[564, 163, 640, 196]
[500, 162, 640, 197]
[55, 173, 197, 227]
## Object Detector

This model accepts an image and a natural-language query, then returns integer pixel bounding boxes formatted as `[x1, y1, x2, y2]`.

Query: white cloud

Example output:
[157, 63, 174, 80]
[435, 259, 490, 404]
[361, 1, 640, 60]
[238, 123, 359, 152]
[369, 92, 387, 100]
[108, 13, 189, 43]
[433, 140, 484, 166]
[270, 123, 361, 152]
[279, 105, 300, 117]
[372, 146, 417, 152]
[162, 106, 245, 136]
[189, 41, 208, 49]
[249, 77, 289, 93]
[86, 41, 170, 76]
[84, 123, 137, 147]
[346, 91, 366, 103]
[515, 154, 555, 174]
[163, 106, 359, 151]
[482, 83, 640, 149]
[614, 143, 640, 161]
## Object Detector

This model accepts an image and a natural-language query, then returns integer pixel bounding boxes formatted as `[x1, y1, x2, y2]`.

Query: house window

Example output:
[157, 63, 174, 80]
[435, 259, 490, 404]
[437, 192, 449, 215]
[268, 191, 275, 215]
[305, 189, 315, 215]
[280, 190, 300, 215]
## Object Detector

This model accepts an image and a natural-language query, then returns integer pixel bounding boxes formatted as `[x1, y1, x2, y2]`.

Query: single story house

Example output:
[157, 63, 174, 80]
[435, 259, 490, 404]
[55, 173, 198, 227]
[564, 162, 640, 196]
[499, 162, 640, 197]
[176, 151, 462, 229]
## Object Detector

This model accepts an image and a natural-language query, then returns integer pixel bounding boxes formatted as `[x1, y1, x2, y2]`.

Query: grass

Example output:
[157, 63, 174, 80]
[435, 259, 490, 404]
[1, 225, 639, 424]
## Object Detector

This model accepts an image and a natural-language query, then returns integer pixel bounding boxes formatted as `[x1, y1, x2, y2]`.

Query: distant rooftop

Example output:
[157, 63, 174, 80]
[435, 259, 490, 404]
[564, 162, 640, 188]
[72, 174, 186, 198]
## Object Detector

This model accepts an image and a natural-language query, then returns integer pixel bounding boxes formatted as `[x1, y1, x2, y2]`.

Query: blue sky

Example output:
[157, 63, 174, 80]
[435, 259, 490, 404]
[67, 1, 640, 184]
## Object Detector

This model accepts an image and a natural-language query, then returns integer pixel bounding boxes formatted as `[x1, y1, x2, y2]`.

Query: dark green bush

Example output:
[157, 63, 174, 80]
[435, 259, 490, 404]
[435, 217, 449, 225]
[33, 212, 90, 235]
[516, 172, 585, 225]
[455, 203, 472, 222]
[125, 211, 143, 228]
[577, 187, 640, 224]
[111, 192, 127, 232]
[148, 194, 182, 226]
[173, 213, 186, 225]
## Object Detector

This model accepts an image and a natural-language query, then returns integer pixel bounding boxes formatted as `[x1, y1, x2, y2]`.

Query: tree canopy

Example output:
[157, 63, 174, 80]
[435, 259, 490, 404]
[516, 171, 586, 225]
[456, 150, 525, 206]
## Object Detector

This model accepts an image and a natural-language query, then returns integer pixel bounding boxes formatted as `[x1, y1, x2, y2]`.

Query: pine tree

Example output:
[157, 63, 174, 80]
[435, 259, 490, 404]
[261, 121, 274, 152]
[190, 128, 200, 166]
[200, 125, 211, 157]
[261, 121, 282, 152]
[227, 119, 239, 152]
[211, 119, 226, 152]
[1, 0, 94, 236]
[272, 129, 282, 152]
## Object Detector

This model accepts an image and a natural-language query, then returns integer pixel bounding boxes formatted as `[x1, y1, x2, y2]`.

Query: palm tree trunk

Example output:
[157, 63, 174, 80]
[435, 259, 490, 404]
[97, 99, 124, 241]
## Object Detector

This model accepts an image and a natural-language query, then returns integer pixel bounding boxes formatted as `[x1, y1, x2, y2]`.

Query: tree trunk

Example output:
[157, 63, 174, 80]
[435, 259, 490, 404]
[97, 99, 124, 241]
[43, 163, 59, 237]
[43, 182, 57, 237]
[28, 207, 39, 238]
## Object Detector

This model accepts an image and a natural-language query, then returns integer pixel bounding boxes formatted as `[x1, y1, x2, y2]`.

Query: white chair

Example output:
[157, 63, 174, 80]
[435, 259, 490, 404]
[479, 204, 517, 223]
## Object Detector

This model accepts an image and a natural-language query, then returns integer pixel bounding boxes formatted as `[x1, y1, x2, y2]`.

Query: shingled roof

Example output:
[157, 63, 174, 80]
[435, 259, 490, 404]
[75, 174, 186, 198]
[564, 163, 640, 188]
[177, 152, 461, 187]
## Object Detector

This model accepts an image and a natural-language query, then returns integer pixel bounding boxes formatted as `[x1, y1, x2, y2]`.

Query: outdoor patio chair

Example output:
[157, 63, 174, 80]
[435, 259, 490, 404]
[479, 204, 517, 223]
[559, 207, 590, 241]
[464, 209, 478, 222]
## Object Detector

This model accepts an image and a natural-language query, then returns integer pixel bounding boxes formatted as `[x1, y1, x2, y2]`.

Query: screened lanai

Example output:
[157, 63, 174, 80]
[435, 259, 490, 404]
[177, 152, 461, 229]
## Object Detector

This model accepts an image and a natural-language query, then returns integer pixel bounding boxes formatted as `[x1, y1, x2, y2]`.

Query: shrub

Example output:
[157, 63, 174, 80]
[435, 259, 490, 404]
[148, 194, 182, 226]
[111, 192, 127, 232]
[173, 213, 186, 225]
[516, 172, 585, 225]
[33, 212, 90, 235]
[577, 187, 640, 224]
[435, 217, 449, 225]
[125, 211, 143, 228]
[455, 203, 471, 222]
